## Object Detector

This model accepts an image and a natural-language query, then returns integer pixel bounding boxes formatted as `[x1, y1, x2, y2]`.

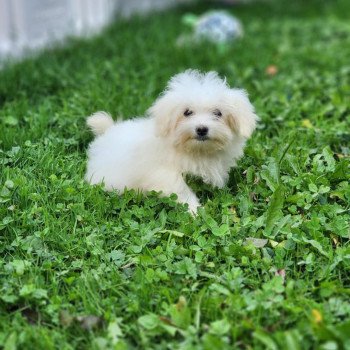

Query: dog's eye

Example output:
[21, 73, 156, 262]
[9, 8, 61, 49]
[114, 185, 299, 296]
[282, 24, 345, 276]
[213, 109, 222, 117]
[184, 109, 193, 117]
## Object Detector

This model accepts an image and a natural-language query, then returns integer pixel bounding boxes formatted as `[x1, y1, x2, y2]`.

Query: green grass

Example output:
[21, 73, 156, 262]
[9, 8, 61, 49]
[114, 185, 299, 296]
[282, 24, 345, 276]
[1, 0, 350, 349]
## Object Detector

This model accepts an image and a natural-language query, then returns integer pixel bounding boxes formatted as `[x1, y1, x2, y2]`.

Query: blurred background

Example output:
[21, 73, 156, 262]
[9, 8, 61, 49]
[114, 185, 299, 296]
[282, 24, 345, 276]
[0, 0, 193, 59]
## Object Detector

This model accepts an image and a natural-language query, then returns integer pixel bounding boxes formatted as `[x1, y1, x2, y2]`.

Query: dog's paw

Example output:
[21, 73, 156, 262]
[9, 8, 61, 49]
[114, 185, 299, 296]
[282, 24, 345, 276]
[187, 198, 201, 215]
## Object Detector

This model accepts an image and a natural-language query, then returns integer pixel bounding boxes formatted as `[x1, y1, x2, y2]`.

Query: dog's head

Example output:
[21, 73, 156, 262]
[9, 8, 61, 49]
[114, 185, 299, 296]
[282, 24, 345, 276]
[148, 70, 258, 155]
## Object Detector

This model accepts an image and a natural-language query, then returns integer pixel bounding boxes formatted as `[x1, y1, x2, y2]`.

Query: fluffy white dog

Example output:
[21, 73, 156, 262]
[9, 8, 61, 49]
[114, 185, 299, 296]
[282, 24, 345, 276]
[85, 70, 258, 212]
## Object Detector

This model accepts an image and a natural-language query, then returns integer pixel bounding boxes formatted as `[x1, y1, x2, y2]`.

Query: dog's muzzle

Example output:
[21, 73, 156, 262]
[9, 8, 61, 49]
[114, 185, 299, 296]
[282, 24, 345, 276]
[195, 126, 209, 141]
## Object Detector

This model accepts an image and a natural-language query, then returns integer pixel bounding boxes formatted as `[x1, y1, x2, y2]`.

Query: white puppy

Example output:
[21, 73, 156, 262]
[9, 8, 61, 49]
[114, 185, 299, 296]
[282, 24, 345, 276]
[85, 70, 258, 212]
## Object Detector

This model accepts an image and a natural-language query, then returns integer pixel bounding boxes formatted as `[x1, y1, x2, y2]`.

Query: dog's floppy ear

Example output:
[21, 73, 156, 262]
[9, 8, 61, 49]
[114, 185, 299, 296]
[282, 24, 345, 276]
[226, 89, 258, 138]
[147, 92, 178, 137]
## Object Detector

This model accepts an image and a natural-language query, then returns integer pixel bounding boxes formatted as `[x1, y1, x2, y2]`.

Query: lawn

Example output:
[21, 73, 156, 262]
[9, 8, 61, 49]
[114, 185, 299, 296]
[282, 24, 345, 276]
[0, 0, 350, 349]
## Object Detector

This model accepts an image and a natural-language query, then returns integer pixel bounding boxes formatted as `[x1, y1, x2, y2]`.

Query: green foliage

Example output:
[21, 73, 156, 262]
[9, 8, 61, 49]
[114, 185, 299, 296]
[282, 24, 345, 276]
[0, 0, 350, 348]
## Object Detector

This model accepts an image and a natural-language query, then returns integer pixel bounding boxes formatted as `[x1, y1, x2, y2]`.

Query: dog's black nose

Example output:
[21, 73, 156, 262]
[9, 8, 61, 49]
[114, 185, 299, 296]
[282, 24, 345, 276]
[196, 126, 209, 137]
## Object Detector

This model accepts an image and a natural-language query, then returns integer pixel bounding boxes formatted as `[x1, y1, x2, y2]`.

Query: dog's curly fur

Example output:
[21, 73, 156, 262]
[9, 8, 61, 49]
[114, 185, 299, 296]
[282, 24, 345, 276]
[85, 70, 258, 212]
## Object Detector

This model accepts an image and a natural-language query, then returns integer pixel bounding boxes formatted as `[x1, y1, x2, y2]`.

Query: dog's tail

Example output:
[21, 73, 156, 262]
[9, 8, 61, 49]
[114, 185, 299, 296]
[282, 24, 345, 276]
[87, 112, 114, 136]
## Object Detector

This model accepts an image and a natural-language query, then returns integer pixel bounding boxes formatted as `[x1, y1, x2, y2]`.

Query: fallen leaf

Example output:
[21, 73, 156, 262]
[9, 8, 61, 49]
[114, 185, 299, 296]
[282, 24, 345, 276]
[121, 261, 136, 269]
[245, 238, 268, 248]
[266, 65, 278, 76]
[336, 153, 346, 159]
[76, 315, 103, 330]
[330, 234, 339, 246]
[311, 309, 323, 324]
[274, 269, 286, 283]
[269, 240, 279, 248]
[59, 310, 74, 327]
[301, 119, 314, 129]
[159, 316, 175, 326]
[229, 207, 237, 214]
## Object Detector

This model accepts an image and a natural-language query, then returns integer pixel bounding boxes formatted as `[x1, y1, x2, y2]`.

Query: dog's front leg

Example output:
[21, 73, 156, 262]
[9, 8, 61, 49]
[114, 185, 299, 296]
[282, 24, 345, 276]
[171, 179, 200, 214]
[202, 172, 228, 189]
[177, 189, 200, 213]
[148, 173, 200, 213]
